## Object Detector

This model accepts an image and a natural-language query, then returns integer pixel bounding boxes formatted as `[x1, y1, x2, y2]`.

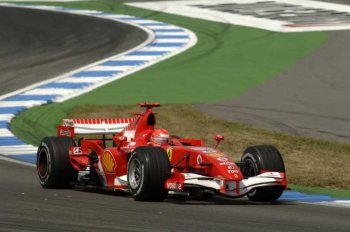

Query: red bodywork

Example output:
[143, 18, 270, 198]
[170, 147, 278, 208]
[57, 103, 287, 197]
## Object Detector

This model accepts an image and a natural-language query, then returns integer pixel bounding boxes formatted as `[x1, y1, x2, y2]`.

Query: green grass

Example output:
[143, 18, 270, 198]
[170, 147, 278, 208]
[15, 0, 326, 104]
[289, 185, 350, 198]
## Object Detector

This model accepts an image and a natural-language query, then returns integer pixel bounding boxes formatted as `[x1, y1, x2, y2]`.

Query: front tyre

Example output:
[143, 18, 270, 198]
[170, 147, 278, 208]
[127, 147, 171, 201]
[37, 136, 78, 188]
[241, 145, 285, 202]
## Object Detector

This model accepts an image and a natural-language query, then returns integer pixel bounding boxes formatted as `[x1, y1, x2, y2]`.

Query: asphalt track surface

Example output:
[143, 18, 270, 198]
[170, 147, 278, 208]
[1, 159, 349, 232]
[0, 3, 349, 232]
[0, 5, 147, 96]
[197, 0, 350, 143]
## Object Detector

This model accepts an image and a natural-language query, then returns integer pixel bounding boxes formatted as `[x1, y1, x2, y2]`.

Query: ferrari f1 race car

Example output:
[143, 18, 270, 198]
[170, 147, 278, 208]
[37, 103, 287, 202]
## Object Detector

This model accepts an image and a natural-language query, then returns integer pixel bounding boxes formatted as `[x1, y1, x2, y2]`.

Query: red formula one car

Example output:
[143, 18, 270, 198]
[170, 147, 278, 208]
[37, 103, 287, 201]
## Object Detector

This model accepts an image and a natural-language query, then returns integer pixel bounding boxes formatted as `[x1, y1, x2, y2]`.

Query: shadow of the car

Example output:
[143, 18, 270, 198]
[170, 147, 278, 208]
[74, 186, 296, 205]
[165, 194, 296, 206]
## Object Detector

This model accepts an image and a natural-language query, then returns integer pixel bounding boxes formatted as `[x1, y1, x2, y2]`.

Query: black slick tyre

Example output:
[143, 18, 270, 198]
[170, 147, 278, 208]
[241, 145, 285, 202]
[37, 136, 77, 188]
[127, 146, 171, 201]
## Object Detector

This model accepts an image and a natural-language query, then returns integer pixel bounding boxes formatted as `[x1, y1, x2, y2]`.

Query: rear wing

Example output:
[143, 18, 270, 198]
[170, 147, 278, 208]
[57, 118, 134, 137]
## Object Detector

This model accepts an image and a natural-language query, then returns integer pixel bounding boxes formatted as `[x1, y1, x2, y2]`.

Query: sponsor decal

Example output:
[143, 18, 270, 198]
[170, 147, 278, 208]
[123, 141, 136, 151]
[166, 182, 183, 191]
[220, 161, 235, 166]
[208, 152, 224, 158]
[59, 129, 71, 137]
[62, 119, 74, 127]
[129, 142, 136, 146]
[261, 172, 284, 178]
[101, 151, 116, 174]
[197, 155, 203, 165]
[73, 147, 82, 155]
[228, 169, 239, 174]
[166, 148, 172, 161]
[187, 146, 217, 153]
[217, 157, 228, 162]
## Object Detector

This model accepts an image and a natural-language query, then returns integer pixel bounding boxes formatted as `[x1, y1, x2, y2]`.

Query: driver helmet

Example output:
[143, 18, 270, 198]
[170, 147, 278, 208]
[150, 128, 170, 145]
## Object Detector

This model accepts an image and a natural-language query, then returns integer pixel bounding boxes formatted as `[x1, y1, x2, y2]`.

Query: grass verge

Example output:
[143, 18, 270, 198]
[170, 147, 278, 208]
[289, 184, 350, 198]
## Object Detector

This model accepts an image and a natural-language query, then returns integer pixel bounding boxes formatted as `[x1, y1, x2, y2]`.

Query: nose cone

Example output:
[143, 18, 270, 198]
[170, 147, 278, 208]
[206, 153, 244, 181]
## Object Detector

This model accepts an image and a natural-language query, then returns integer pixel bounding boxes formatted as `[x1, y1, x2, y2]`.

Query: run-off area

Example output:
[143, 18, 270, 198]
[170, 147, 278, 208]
[128, 0, 350, 32]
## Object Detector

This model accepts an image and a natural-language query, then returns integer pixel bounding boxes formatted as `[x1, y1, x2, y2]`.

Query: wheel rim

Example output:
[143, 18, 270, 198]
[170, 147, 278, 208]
[243, 157, 259, 197]
[38, 149, 49, 178]
[243, 157, 257, 178]
[129, 159, 142, 189]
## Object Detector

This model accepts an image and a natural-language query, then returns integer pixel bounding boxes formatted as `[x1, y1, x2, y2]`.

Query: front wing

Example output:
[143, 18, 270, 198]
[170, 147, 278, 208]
[166, 172, 287, 197]
[79, 171, 286, 198]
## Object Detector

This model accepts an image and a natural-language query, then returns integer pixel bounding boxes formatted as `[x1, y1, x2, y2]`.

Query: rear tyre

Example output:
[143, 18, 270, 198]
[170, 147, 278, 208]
[241, 145, 285, 202]
[37, 136, 78, 188]
[127, 146, 171, 201]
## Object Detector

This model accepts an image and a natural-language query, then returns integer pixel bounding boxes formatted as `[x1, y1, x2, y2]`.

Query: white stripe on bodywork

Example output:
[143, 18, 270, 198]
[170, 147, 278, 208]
[73, 123, 129, 134]
[114, 175, 128, 186]
[97, 156, 107, 185]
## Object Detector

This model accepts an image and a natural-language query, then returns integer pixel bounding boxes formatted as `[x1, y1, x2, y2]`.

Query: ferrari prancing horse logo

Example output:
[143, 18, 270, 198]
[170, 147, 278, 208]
[166, 148, 172, 161]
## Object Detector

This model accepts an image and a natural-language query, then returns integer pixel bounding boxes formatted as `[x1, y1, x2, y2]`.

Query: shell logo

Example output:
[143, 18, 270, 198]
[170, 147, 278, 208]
[102, 151, 116, 174]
